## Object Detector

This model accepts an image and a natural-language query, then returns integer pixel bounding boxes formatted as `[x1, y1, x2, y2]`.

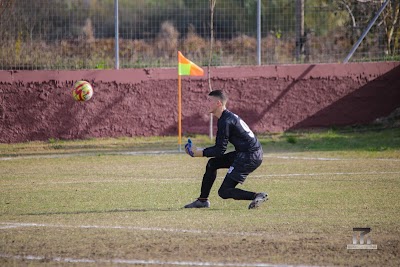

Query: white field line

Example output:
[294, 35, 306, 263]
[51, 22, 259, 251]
[1, 150, 399, 161]
[0, 222, 269, 237]
[0, 225, 22, 229]
[0, 253, 318, 267]
[264, 155, 342, 161]
[263, 155, 400, 161]
[0, 150, 179, 161]
[1, 171, 399, 187]
[252, 171, 400, 178]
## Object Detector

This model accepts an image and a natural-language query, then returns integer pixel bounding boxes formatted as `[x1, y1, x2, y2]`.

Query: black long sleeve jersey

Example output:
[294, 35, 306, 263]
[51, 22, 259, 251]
[203, 110, 262, 158]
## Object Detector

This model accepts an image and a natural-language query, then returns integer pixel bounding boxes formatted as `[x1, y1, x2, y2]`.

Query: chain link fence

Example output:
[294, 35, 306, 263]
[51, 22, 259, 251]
[0, 0, 399, 70]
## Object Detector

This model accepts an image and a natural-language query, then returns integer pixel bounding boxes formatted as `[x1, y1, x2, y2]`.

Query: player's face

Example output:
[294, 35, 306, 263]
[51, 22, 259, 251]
[207, 96, 222, 114]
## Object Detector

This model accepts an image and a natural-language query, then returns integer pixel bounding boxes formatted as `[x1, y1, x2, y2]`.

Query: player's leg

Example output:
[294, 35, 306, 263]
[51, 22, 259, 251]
[246, 149, 268, 209]
[184, 151, 236, 208]
[218, 170, 268, 209]
[218, 150, 268, 208]
[218, 176, 255, 200]
[199, 151, 236, 199]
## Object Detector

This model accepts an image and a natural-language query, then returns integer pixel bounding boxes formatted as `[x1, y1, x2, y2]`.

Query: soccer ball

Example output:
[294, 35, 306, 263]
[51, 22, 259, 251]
[72, 80, 93, 101]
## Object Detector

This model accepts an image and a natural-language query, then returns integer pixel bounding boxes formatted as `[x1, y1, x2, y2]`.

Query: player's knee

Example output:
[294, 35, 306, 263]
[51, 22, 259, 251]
[206, 158, 217, 171]
[218, 188, 231, 199]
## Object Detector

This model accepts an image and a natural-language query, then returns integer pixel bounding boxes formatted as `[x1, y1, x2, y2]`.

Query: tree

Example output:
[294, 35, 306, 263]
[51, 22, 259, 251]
[339, 0, 400, 56]
[381, 0, 400, 55]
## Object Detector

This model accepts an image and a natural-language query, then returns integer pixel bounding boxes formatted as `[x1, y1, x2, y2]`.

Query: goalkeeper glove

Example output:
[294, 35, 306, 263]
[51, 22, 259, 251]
[185, 139, 203, 157]
[185, 139, 194, 157]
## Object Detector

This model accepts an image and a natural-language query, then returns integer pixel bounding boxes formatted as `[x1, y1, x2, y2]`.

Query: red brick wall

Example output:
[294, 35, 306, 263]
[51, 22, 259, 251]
[0, 62, 399, 143]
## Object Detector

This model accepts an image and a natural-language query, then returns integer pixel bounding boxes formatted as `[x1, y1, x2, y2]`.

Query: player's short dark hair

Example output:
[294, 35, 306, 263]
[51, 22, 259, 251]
[208, 90, 228, 104]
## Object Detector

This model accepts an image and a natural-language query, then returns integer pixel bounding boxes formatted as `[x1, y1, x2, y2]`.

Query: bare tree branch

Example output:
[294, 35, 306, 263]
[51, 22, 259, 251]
[340, 0, 357, 27]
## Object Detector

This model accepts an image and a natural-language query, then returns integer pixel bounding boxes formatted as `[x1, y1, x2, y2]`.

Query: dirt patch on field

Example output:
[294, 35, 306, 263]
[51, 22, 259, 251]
[0, 62, 399, 143]
[1, 226, 399, 266]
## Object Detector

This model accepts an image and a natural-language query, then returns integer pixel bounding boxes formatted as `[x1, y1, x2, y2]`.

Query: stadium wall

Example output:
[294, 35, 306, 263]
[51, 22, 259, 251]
[0, 62, 399, 143]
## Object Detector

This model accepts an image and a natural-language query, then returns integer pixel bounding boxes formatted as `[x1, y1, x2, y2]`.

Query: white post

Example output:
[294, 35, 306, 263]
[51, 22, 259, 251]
[256, 0, 261, 65]
[114, 0, 119, 69]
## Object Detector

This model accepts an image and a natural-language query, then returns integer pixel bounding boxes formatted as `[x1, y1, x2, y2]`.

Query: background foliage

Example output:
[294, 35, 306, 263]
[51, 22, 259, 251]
[0, 0, 399, 69]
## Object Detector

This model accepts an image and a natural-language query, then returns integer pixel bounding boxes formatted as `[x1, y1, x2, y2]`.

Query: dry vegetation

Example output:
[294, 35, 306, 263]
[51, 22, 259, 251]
[0, 23, 361, 70]
[0, 0, 398, 70]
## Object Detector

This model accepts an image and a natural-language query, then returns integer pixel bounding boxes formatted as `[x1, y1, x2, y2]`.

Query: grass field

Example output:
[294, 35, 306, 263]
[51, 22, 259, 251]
[1, 128, 399, 266]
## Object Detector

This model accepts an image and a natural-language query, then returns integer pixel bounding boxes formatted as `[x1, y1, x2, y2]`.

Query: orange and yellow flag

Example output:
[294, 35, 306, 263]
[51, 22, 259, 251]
[178, 51, 204, 76]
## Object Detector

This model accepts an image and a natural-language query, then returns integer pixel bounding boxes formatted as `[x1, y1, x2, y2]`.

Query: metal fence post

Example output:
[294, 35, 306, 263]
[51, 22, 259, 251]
[257, 0, 261, 65]
[114, 0, 119, 69]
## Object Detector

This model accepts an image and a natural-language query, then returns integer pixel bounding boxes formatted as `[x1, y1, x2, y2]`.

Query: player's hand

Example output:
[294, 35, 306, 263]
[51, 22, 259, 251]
[184, 139, 194, 157]
[185, 139, 203, 157]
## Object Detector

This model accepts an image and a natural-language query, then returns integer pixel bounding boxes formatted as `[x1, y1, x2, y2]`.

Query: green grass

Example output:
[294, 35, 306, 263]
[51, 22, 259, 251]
[1, 127, 399, 157]
[256, 127, 400, 160]
[0, 128, 400, 266]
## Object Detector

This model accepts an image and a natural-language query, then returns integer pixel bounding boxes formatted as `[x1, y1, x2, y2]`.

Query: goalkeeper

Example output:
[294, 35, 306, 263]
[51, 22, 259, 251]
[184, 90, 268, 209]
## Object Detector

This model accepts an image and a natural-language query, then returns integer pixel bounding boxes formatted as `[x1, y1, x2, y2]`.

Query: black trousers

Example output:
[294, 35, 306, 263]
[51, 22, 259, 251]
[199, 150, 263, 200]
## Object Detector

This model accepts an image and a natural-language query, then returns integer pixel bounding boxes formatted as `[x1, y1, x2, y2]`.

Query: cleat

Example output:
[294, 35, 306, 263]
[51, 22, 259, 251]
[184, 199, 210, 208]
[248, 192, 268, 209]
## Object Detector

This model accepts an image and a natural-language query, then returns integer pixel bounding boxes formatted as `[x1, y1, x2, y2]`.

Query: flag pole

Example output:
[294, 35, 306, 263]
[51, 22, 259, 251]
[178, 74, 182, 152]
[177, 51, 204, 152]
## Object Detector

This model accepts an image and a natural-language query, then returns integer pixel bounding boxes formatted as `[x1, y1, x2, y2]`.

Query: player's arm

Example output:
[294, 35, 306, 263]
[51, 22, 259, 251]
[202, 120, 229, 158]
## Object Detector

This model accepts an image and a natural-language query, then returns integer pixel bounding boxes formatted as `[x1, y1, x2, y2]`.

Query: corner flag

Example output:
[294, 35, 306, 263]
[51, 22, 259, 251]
[178, 51, 204, 76]
[177, 51, 204, 152]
